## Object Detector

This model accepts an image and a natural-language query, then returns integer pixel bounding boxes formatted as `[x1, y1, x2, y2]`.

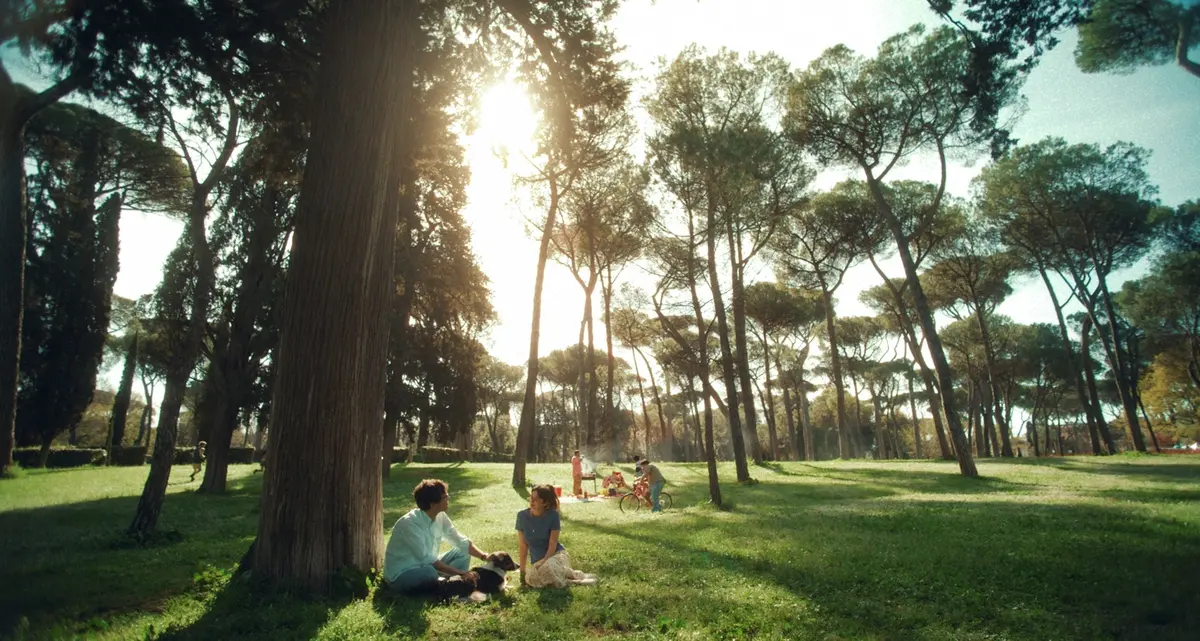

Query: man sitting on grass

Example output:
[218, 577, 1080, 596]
[384, 479, 493, 597]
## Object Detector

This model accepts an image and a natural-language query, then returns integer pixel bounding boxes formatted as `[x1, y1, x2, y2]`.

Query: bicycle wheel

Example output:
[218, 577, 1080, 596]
[656, 492, 673, 510]
[619, 492, 641, 513]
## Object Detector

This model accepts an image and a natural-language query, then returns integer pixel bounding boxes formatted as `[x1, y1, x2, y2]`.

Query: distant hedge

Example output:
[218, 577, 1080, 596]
[389, 448, 411, 463]
[415, 447, 512, 463]
[170, 446, 256, 465]
[111, 446, 148, 466]
[14, 447, 107, 468]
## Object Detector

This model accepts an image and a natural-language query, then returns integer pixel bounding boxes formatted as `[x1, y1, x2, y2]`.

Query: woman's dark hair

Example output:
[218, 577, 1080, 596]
[413, 479, 448, 510]
[531, 484, 559, 511]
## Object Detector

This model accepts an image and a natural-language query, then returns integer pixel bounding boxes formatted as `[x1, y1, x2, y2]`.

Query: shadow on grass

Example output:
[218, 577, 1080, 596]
[1100, 487, 1200, 503]
[534, 587, 573, 612]
[578, 490, 1200, 641]
[792, 463, 1027, 495]
[154, 579, 350, 641]
[1031, 456, 1200, 482]
[370, 589, 432, 639]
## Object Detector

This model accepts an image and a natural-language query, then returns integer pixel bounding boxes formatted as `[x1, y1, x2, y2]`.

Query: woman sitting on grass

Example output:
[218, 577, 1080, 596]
[516, 485, 597, 588]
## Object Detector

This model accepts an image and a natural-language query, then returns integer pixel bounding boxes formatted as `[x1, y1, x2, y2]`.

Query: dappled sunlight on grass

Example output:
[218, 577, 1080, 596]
[2, 458, 1198, 639]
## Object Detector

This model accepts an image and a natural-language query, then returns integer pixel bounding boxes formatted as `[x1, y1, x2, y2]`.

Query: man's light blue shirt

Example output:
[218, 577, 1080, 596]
[384, 508, 472, 583]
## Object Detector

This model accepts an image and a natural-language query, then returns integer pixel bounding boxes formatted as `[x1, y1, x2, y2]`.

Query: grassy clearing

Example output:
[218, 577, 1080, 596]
[1, 456, 1198, 640]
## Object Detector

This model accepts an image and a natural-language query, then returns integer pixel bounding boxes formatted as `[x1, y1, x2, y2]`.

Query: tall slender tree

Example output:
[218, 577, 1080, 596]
[785, 26, 1013, 476]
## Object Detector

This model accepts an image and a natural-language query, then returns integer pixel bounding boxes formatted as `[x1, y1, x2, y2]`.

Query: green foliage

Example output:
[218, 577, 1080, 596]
[111, 446, 149, 467]
[3, 460, 1199, 639]
[12, 447, 106, 468]
[13, 95, 179, 450]
[1075, 0, 1187, 72]
[415, 447, 514, 464]
[976, 137, 1160, 289]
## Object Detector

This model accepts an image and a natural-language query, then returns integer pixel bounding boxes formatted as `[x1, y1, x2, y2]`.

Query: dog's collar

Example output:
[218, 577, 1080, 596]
[480, 561, 507, 579]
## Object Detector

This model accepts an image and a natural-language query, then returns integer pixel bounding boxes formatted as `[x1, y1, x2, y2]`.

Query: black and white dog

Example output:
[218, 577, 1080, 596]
[438, 552, 518, 599]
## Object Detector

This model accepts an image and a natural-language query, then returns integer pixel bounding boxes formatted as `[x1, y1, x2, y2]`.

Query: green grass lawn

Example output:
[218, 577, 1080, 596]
[1, 456, 1198, 640]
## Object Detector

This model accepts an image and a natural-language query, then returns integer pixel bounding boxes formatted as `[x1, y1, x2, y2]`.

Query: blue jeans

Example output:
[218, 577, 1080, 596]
[389, 547, 470, 595]
[650, 481, 665, 512]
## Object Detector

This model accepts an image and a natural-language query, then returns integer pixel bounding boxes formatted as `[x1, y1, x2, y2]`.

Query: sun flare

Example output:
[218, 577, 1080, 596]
[475, 81, 539, 158]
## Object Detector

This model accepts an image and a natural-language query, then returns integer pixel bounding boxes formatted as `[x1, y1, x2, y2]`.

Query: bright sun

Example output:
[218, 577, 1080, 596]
[475, 81, 539, 158]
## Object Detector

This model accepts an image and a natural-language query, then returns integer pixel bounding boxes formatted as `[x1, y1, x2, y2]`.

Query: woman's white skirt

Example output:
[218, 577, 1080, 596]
[523, 550, 598, 588]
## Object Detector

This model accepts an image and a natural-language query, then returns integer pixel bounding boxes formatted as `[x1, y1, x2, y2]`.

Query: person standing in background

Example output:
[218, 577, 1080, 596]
[570, 450, 583, 497]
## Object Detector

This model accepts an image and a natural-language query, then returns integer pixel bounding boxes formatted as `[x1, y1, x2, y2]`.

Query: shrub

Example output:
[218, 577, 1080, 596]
[389, 448, 410, 463]
[165, 446, 256, 464]
[111, 446, 148, 466]
[228, 447, 255, 464]
[414, 446, 512, 463]
[14, 447, 107, 468]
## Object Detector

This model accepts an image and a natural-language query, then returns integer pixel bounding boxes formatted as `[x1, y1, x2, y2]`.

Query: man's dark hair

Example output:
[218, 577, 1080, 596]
[639, 459, 650, 466]
[413, 479, 448, 510]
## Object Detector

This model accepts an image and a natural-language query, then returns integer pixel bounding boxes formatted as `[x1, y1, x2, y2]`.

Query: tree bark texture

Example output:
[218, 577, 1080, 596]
[252, 0, 417, 591]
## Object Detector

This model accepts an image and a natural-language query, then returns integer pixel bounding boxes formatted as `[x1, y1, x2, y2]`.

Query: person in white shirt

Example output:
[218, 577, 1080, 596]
[384, 479, 492, 595]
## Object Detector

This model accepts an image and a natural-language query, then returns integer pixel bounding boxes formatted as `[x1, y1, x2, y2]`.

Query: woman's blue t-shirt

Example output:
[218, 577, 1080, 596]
[516, 508, 565, 562]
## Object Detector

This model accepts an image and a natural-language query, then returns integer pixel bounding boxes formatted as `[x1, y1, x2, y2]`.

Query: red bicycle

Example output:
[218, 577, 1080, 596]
[618, 480, 672, 513]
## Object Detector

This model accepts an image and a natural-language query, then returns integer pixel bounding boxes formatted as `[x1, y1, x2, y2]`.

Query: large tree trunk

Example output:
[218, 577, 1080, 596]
[602, 268, 616, 454]
[127, 372, 186, 540]
[252, 0, 416, 592]
[641, 349, 668, 457]
[129, 191, 218, 538]
[865, 178, 976, 476]
[760, 327, 779, 460]
[908, 367, 921, 459]
[727, 223, 762, 464]
[201, 188, 284, 493]
[974, 307, 1013, 457]
[1029, 410, 1041, 457]
[872, 266, 952, 460]
[108, 332, 139, 461]
[137, 376, 154, 447]
[0, 92, 26, 477]
[706, 207, 750, 482]
[798, 373, 814, 462]
[417, 378, 431, 450]
[631, 348, 652, 456]
[513, 181, 560, 487]
[686, 208, 722, 503]
[1, 69, 80, 477]
[820, 287, 854, 459]
[778, 352, 799, 461]
[583, 280, 599, 448]
[1037, 263, 1107, 449]
[1079, 316, 1115, 454]
[1094, 283, 1146, 452]
[199, 389, 239, 493]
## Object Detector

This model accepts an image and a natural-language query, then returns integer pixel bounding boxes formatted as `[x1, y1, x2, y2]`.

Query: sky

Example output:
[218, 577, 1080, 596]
[463, 0, 1200, 370]
[14, 0, 1194, 402]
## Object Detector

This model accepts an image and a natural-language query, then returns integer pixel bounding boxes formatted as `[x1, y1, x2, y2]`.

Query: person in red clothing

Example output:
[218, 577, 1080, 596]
[570, 450, 583, 497]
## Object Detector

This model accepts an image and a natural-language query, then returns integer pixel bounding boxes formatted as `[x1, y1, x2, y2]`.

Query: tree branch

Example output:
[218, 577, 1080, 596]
[17, 68, 86, 125]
